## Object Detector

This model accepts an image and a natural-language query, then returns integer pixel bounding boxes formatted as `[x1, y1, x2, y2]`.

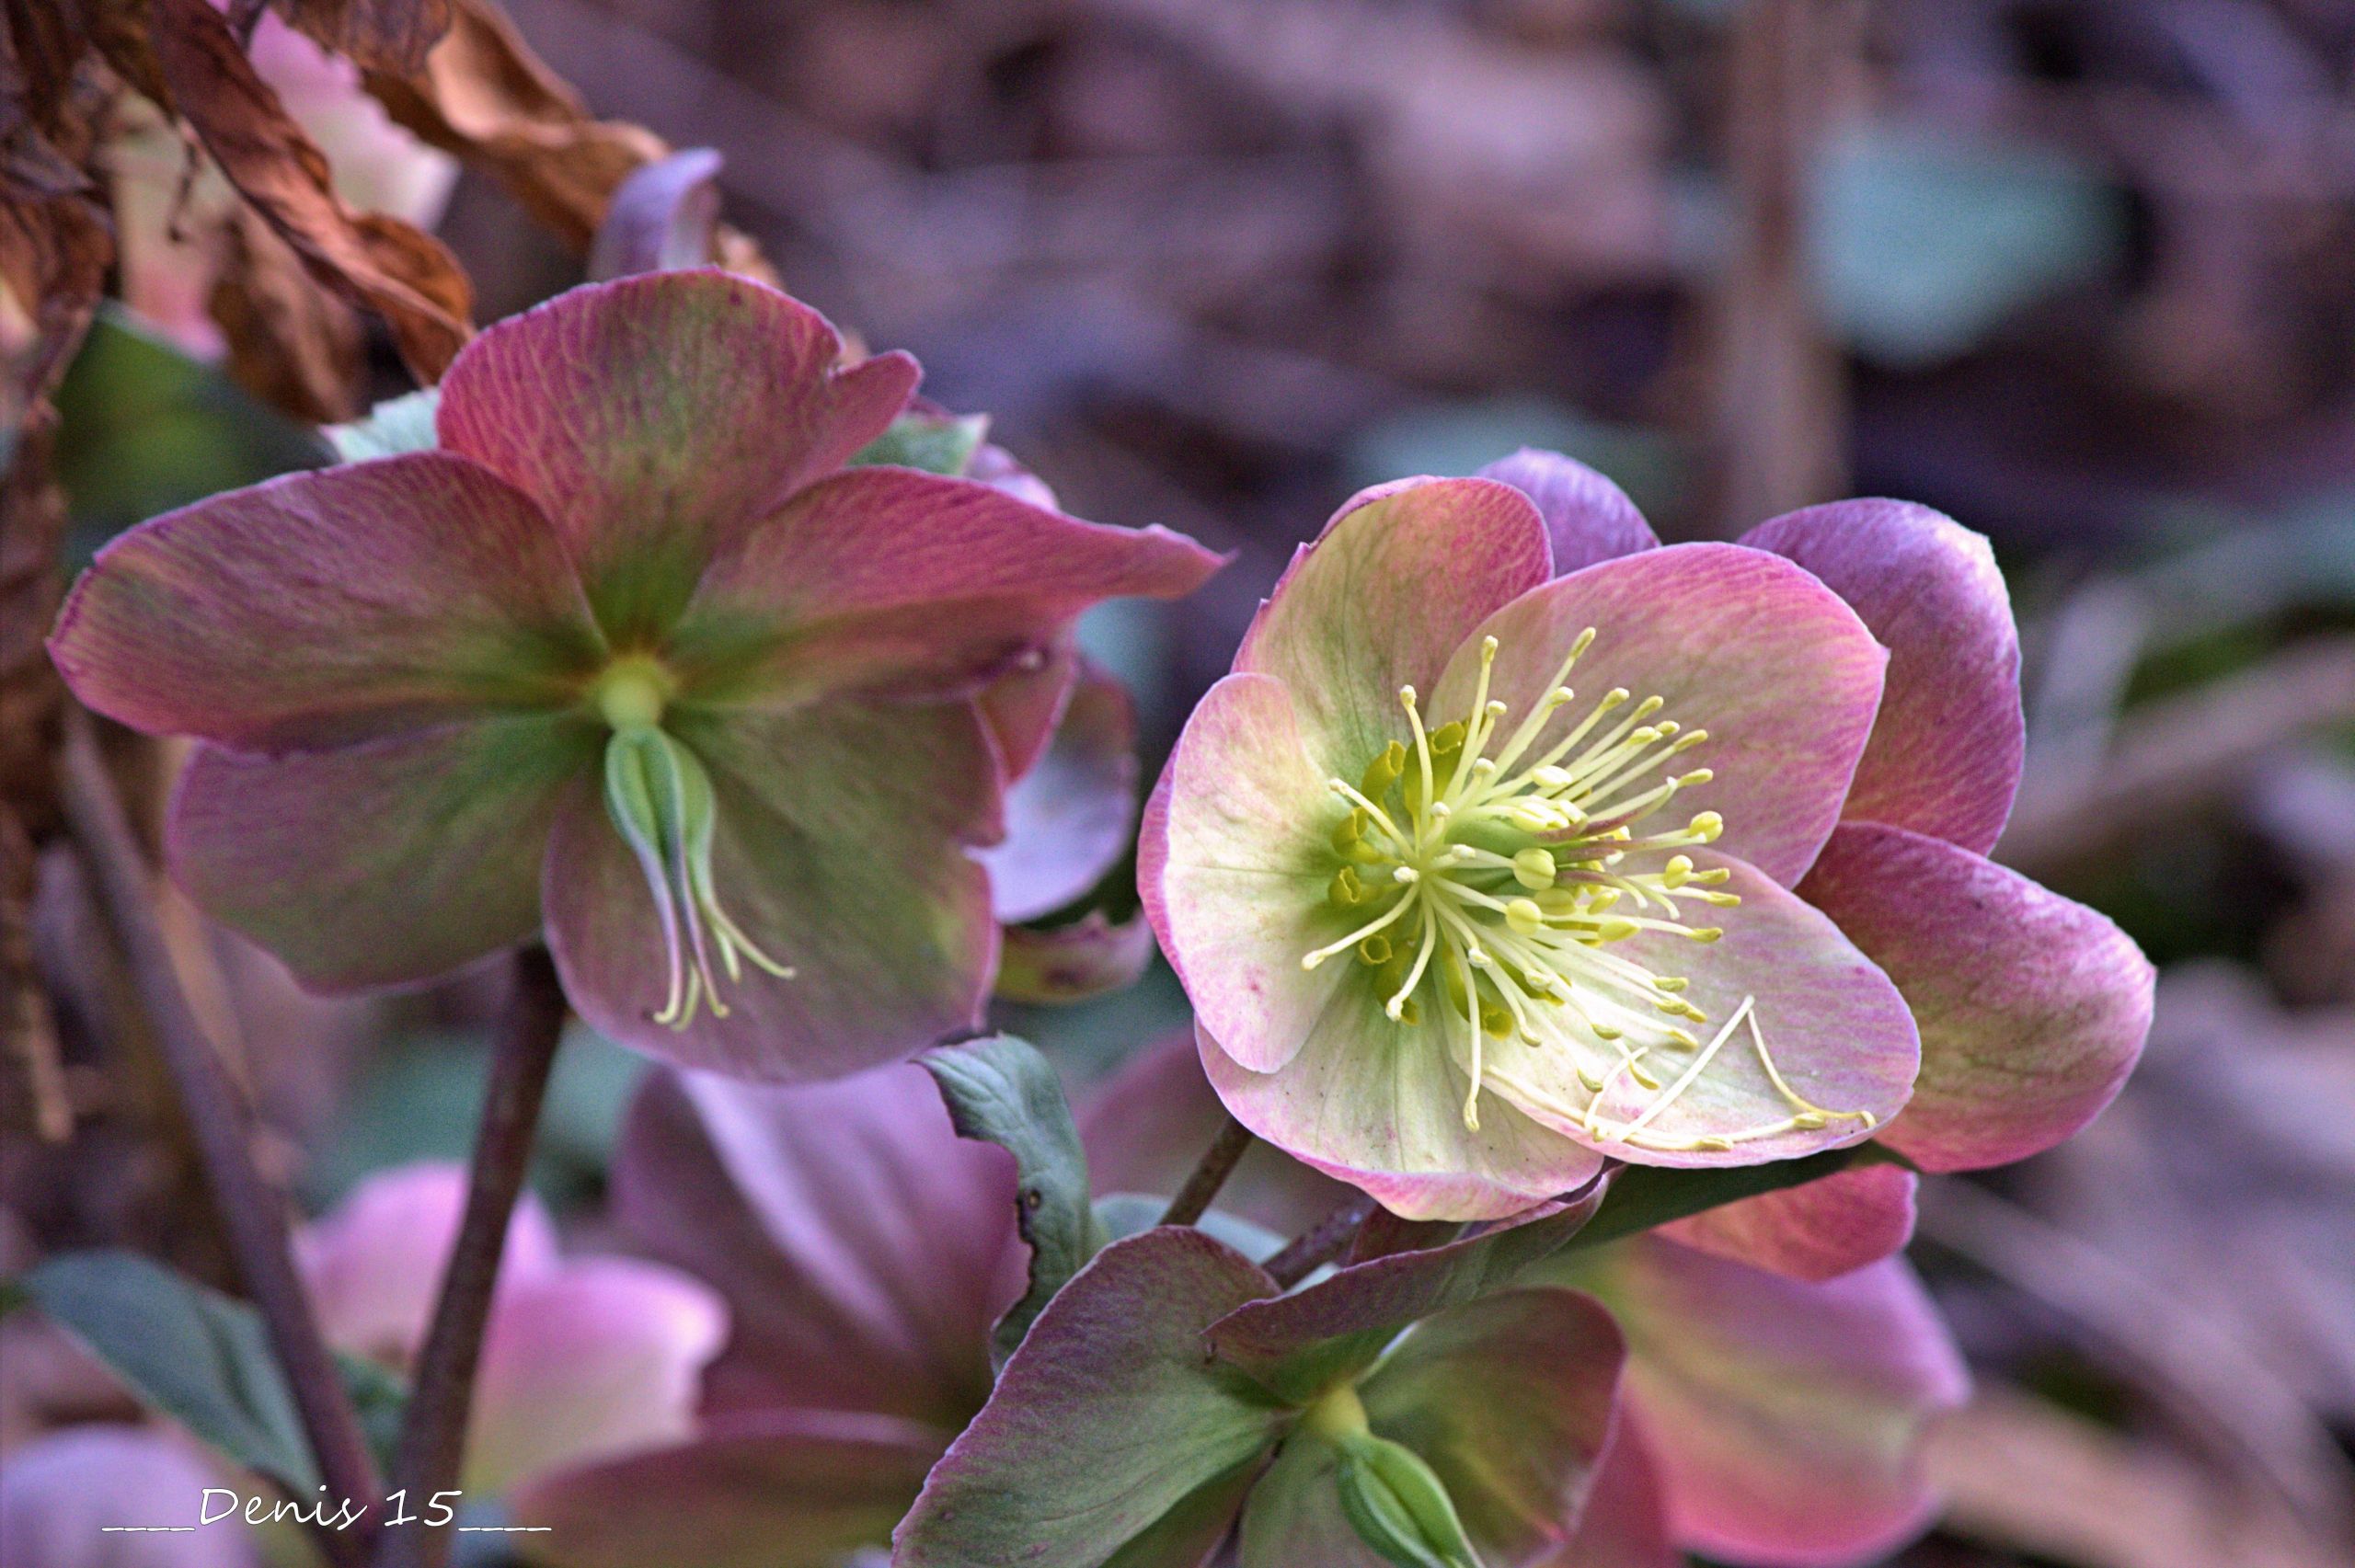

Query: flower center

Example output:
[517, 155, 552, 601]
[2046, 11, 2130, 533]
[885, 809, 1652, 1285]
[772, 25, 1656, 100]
[593, 658, 792, 1031]
[1304, 629, 1870, 1150]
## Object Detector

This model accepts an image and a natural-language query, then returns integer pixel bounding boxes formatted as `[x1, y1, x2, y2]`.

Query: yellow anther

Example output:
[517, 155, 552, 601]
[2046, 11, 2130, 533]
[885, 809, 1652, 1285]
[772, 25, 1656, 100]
[1686, 927, 1724, 943]
[1511, 847, 1557, 889]
[1505, 898, 1544, 936]
[1661, 854, 1694, 888]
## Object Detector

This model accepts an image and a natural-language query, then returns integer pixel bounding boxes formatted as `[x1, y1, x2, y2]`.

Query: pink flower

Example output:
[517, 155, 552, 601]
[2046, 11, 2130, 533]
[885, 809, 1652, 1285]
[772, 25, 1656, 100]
[1140, 452, 2153, 1221]
[295, 1163, 727, 1494]
[50, 269, 1222, 1079]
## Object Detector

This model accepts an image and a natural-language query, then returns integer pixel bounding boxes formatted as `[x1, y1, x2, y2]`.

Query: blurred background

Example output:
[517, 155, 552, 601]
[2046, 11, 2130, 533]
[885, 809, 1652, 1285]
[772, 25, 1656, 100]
[8, 2, 2353, 1566]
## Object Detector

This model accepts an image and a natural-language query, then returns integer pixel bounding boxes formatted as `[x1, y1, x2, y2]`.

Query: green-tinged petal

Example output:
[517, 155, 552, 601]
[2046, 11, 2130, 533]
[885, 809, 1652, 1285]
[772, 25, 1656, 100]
[168, 717, 592, 990]
[510, 1413, 945, 1568]
[52, 454, 604, 751]
[436, 270, 917, 641]
[544, 699, 1001, 1080]
[1533, 1421, 1680, 1568]
[1200, 1013, 1604, 1223]
[890, 1228, 1284, 1568]
[1546, 1238, 1970, 1568]
[979, 637, 1080, 784]
[1799, 821, 2154, 1171]
[1141, 672, 1348, 1073]
[1235, 1435, 1392, 1568]
[1466, 855, 1919, 1172]
[1361, 1288, 1626, 1563]
[1236, 477, 1552, 773]
[672, 466, 1222, 708]
[1659, 1163, 1919, 1282]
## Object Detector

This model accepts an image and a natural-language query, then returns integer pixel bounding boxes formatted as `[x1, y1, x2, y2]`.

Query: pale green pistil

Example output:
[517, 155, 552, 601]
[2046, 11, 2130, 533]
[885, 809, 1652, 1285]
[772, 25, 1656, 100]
[593, 658, 792, 1030]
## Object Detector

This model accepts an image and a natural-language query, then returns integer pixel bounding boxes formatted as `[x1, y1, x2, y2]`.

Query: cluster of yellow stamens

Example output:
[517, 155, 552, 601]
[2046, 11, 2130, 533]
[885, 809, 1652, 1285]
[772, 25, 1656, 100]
[1304, 629, 1872, 1149]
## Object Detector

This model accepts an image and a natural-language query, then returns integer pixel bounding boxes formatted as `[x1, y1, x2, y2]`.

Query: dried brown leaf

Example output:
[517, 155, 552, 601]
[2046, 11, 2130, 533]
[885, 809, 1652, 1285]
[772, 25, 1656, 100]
[150, 0, 471, 382]
[209, 202, 364, 421]
[268, 0, 451, 76]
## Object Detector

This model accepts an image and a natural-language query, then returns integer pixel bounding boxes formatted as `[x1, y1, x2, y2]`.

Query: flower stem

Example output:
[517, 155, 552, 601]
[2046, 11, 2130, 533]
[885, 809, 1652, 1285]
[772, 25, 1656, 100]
[1158, 1113, 1255, 1228]
[1264, 1195, 1381, 1288]
[57, 712, 380, 1565]
[376, 948, 567, 1568]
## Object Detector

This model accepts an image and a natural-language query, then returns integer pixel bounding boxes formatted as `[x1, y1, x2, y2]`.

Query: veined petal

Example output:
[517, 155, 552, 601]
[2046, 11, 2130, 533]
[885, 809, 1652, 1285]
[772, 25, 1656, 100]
[978, 638, 1080, 784]
[1235, 477, 1552, 773]
[1476, 447, 1660, 574]
[466, 1257, 729, 1494]
[1474, 854, 1918, 1170]
[1141, 672, 1349, 1074]
[545, 699, 1001, 1081]
[51, 454, 604, 751]
[1200, 1015, 1604, 1222]
[612, 1067, 1018, 1431]
[509, 1412, 947, 1568]
[1557, 1238, 1969, 1568]
[169, 716, 592, 991]
[1432, 543, 1887, 888]
[673, 466, 1222, 708]
[1799, 822, 2154, 1171]
[981, 659, 1138, 923]
[1743, 500, 2023, 853]
[436, 269, 917, 641]
[1537, 1419, 1681, 1568]
[1660, 1164, 1919, 1282]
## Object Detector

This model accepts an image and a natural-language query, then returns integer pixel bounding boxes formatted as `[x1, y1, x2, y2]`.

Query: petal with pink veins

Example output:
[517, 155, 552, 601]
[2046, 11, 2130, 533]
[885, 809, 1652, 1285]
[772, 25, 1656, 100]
[1476, 447, 1659, 574]
[1466, 855, 1918, 1172]
[50, 454, 604, 751]
[465, 1256, 728, 1494]
[981, 660, 1138, 923]
[674, 466, 1222, 709]
[1430, 543, 1888, 888]
[1798, 821, 2154, 1172]
[1743, 500, 2024, 853]
[544, 699, 1001, 1080]
[435, 270, 917, 641]
[1235, 477, 1552, 773]
[169, 716, 592, 992]
[1660, 1163, 1918, 1282]
[1548, 1237, 1970, 1568]
[612, 1067, 1018, 1431]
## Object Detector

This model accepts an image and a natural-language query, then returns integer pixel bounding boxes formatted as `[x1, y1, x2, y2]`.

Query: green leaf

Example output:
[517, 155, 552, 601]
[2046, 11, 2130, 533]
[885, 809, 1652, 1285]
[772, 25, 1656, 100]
[327, 387, 442, 462]
[921, 1034, 1109, 1364]
[21, 1251, 321, 1492]
[1559, 1146, 1873, 1255]
[850, 410, 987, 477]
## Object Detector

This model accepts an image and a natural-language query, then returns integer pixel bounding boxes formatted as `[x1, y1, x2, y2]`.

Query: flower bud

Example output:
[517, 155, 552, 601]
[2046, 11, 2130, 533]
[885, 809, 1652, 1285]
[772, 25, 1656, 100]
[1332, 1432, 1487, 1568]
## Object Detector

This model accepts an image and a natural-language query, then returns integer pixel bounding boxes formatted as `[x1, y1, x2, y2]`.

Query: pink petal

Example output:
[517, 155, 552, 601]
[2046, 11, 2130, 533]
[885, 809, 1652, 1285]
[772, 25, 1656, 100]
[676, 466, 1223, 708]
[1576, 1238, 1970, 1568]
[994, 912, 1158, 1004]
[1476, 448, 1660, 574]
[1742, 500, 2024, 853]
[1139, 672, 1348, 1074]
[981, 659, 1138, 923]
[1200, 1019, 1604, 1222]
[544, 700, 1001, 1080]
[977, 639, 1080, 784]
[508, 1411, 945, 1568]
[466, 1257, 729, 1493]
[50, 454, 603, 751]
[1235, 477, 1552, 773]
[0, 1427, 260, 1566]
[1538, 1418, 1681, 1568]
[296, 1162, 559, 1366]
[436, 270, 917, 640]
[169, 717, 589, 991]
[1469, 854, 1918, 1171]
[1660, 1163, 1918, 1282]
[612, 1067, 1018, 1431]
[1079, 1030, 1352, 1239]
[1431, 543, 1887, 887]
[1799, 821, 2154, 1171]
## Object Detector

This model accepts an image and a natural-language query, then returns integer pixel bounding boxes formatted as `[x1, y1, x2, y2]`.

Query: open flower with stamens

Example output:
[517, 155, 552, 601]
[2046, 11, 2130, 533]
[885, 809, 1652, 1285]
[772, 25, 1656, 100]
[49, 269, 1221, 1079]
[1144, 454, 2152, 1225]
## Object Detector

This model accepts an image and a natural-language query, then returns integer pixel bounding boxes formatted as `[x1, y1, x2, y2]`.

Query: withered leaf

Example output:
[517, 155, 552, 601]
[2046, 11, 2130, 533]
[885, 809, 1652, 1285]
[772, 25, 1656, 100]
[209, 204, 364, 422]
[149, 0, 471, 383]
[267, 0, 452, 77]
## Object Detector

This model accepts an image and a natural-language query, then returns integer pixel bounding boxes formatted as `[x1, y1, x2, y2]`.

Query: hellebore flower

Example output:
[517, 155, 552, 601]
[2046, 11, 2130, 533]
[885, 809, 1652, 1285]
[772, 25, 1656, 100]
[49, 269, 1221, 1078]
[295, 1162, 727, 1494]
[512, 1059, 1627, 1568]
[1141, 453, 2153, 1222]
[0, 1427, 259, 1568]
